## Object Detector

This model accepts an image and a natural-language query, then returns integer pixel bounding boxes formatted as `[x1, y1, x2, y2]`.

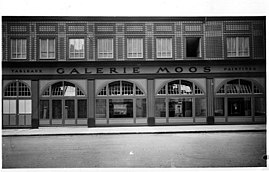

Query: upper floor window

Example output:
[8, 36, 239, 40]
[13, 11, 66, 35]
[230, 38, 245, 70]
[156, 38, 172, 58]
[227, 37, 250, 57]
[11, 39, 27, 59]
[186, 37, 201, 58]
[69, 39, 85, 59]
[127, 38, 143, 58]
[98, 38, 113, 59]
[40, 38, 55, 59]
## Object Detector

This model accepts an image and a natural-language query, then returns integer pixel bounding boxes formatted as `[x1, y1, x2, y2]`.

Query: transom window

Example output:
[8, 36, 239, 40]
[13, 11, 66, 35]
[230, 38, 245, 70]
[127, 38, 143, 58]
[98, 38, 113, 58]
[42, 81, 85, 97]
[98, 81, 145, 96]
[216, 79, 263, 95]
[157, 80, 204, 95]
[227, 37, 250, 57]
[11, 39, 27, 59]
[40, 38, 55, 59]
[156, 38, 172, 58]
[4, 81, 31, 97]
[69, 39, 85, 59]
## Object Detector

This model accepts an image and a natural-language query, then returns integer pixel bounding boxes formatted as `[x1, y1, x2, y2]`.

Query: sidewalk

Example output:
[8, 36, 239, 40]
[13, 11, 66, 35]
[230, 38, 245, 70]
[2, 124, 266, 137]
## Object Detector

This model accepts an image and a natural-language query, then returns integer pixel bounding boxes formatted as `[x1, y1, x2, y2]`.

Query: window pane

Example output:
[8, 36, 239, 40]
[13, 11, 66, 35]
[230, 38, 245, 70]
[78, 100, 87, 118]
[255, 97, 265, 116]
[168, 80, 180, 95]
[181, 80, 193, 95]
[52, 100, 62, 119]
[109, 99, 133, 118]
[169, 98, 192, 117]
[228, 98, 251, 116]
[98, 39, 113, 58]
[40, 100, 49, 119]
[136, 99, 146, 118]
[127, 38, 143, 58]
[156, 38, 172, 58]
[155, 98, 166, 117]
[19, 100, 31, 114]
[214, 98, 224, 116]
[109, 81, 121, 95]
[96, 99, 106, 118]
[3, 100, 16, 114]
[195, 98, 206, 117]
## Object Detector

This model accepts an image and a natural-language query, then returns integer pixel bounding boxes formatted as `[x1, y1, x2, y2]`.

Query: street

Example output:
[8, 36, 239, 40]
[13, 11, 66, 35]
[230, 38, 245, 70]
[2, 132, 266, 168]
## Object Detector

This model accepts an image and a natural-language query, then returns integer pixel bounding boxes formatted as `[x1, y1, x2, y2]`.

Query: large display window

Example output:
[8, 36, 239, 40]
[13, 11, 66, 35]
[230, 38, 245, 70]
[155, 79, 206, 124]
[215, 79, 265, 123]
[40, 81, 87, 126]
[96, 80, 146, 124]
[3, 81, 32, 127]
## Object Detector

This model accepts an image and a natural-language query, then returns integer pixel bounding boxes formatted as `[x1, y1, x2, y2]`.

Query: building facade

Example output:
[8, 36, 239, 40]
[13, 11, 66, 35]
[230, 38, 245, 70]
[2, 16, 266, 128]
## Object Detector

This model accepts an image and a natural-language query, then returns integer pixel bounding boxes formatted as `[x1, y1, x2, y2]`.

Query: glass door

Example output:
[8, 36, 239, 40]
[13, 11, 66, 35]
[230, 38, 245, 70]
[64, 100, 75, 125]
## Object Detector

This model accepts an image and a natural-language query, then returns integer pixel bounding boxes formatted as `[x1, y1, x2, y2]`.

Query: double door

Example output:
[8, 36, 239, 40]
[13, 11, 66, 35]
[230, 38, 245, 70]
[40, 99, 87, 126]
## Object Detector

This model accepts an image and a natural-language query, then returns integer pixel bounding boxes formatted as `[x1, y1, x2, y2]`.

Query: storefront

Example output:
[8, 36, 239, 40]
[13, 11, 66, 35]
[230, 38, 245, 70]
[2, 60, 266, 128]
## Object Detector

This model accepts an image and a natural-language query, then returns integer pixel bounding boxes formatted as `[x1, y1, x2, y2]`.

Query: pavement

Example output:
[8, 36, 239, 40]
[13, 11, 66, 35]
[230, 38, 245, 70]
[2, 124, 266, 137]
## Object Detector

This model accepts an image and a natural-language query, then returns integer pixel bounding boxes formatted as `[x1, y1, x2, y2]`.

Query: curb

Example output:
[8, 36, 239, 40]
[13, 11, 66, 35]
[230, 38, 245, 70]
[2, 129, 266, 137]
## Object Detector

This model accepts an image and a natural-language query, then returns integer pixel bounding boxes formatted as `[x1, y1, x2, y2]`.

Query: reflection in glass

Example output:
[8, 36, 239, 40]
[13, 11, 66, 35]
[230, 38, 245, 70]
[214, 98, 224, 116]
[136, 99, 146, 118]
[40, 100, 49, 119]
[155, 98, 166, 117]
[169, 98, 192, 117]
[109, 99, 133, 118]
[96, 99, 106, 118]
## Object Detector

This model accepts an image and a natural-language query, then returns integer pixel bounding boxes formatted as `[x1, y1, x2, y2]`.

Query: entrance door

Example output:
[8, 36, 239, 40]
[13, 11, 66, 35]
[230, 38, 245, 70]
[51, 99, 76, 125]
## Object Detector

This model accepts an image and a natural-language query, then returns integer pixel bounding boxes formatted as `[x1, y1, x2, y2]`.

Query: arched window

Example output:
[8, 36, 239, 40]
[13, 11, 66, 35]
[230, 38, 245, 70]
[42, 81, 85, 97]
[157, 80, 204, 95]
[3, 81, 32, 127]
[4, 81, 31, 97]
[215, 79, 265, 118]
[97, 81, 145, 96]
[155, 80, 206, 120]
[216, 79, 263, 95]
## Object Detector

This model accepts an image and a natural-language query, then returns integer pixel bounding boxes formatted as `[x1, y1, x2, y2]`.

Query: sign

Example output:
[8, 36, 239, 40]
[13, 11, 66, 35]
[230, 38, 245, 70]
[3, 65, 264, 75]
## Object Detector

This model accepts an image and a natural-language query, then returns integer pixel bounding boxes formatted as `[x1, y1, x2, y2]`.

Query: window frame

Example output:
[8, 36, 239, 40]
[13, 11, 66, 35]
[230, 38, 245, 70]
[126, 37, 144, 59]
[10, 38, 28, 60]
[155, 37, 173, 59]
[225, 35, 251, 58]
[39, 38, 56, 60]
[68, 37, 86, 60]
[97, 37, 114, 59]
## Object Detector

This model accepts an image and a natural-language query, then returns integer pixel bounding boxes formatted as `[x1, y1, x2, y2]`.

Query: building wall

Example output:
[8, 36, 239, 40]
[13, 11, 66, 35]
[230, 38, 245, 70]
[2, 17, 266, 62]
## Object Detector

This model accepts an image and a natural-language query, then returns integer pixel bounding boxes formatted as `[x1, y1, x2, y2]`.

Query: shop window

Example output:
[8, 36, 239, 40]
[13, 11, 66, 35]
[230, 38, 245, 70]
[162, 80, 202, 95]
[156, 38, 172, 58]
[11, 39, 27, 59]
[52, 100, 62, 119]
[157, 85, 166, 95]
[109, 99, 133, 118]
[3, 100, 16, 114]
[214, 98, 224, 116]
[42, 81, 85, 97]
[195, 98, 206, 117]
[136, 99, 146, 118]
[99, 81, 144, 96]
[127, 38, 143, 58]
[40, 38, 55, 59]
[78, 100, 87, 118]
[40, 100, 49, 119]
[227, 37, 249, 57]
[69, 39, 84, 59]
[169, 98, 192, 117]
[19, 100, 32, 114]
[228, 98, 251, 116]
[98, 38, 113, 59]
[254, 97, 265, 116]
[96, 99, 106, 118]
[186, 37, 201, 58]
[155, 98, 166, 117]
[4, 81, 31, 97]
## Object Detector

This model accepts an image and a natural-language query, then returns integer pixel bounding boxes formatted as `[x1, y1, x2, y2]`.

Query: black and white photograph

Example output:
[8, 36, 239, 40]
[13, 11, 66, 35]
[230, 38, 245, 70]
[1, 0, 268, 171]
